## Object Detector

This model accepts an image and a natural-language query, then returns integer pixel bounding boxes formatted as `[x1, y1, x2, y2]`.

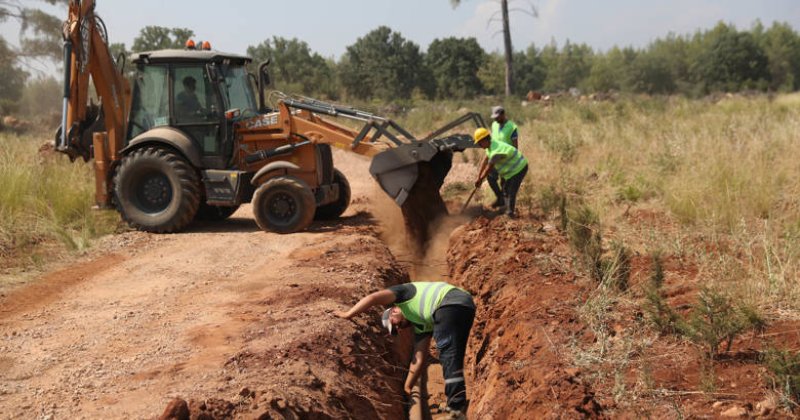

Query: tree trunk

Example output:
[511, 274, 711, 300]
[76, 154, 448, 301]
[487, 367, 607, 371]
[501, 0, 514, 96]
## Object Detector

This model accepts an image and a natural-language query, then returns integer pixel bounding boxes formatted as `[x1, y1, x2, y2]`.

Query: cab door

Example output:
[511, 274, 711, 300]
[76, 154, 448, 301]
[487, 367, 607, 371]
[171, 65, 226, 169]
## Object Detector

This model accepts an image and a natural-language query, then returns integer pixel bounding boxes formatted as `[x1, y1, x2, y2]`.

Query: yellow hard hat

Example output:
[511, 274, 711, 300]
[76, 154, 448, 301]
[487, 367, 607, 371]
[473, 127, 490, 143]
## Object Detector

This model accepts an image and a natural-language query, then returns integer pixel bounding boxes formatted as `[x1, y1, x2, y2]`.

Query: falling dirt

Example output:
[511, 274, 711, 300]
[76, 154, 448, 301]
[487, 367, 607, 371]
[399, 151, 453, 257]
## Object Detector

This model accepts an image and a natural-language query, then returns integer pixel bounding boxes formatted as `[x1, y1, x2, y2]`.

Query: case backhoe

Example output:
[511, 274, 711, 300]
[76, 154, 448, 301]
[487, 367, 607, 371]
[57, 0, 485, 234]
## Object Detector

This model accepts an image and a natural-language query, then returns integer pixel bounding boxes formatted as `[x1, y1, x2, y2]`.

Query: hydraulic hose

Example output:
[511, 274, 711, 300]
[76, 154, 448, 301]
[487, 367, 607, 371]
[59, 39, 73, 151]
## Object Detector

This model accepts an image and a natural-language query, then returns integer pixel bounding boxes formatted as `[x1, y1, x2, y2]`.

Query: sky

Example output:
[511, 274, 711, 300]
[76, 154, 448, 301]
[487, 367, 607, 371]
[3, 0, 800, 71]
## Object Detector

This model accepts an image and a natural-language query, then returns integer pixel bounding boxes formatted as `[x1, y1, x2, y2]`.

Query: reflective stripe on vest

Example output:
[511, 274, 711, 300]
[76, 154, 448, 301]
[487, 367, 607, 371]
[491, 120, 518, 146]
[397, 282, 456, 334]
[487, 140, 527, 180]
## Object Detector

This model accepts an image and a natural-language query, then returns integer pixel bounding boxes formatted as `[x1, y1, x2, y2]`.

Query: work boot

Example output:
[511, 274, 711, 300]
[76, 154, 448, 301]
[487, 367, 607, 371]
[490, 198, 505, 209]
[445, 409, 466, 420]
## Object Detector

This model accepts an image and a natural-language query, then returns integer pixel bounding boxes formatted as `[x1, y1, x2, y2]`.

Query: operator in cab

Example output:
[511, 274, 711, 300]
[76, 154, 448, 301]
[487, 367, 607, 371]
[175, 76, 203, 119]
[334, 281, 475, 419]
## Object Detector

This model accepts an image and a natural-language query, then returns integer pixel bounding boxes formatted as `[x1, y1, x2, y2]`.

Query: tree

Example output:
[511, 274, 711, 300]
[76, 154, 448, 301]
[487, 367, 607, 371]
[585, 47, 635, 92]
[754, 21, 800, 91]
[339, 26, 429, 100]
[513, 44, 546, 94]
[627, 50, 676, 94]
[425, 37, 486, 98]
[131, 26, 195, 52]
[0, 0, 67, 64]
[692, 22, 769, 92]
[247, 36, 336, 97]
[478, 52, 505, 95]
[450, 0, 536, 96]
[0, 36, 28, 113]
[540, 40, 594, 92]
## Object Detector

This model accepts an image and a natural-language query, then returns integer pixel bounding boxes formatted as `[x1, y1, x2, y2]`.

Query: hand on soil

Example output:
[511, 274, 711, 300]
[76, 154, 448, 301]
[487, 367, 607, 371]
[333, 310, 350, 319]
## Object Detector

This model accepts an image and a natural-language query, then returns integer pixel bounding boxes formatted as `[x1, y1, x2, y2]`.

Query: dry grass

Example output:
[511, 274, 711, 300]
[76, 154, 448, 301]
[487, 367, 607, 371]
[512, 95, 800, 316]
[0, 132, 119, 277]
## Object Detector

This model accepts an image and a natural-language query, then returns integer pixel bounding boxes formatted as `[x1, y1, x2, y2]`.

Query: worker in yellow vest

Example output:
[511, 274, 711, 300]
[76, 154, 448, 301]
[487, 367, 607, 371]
[335, 282, 475, 418]
[485, 106, 519, 209]
[473, 126, 529, 218]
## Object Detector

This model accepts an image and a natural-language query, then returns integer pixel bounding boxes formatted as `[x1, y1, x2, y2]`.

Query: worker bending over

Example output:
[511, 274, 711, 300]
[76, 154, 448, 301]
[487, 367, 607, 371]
[474, 127, 529, 218]
[335, 281, 475, 418]
[486, 106, 519, 209]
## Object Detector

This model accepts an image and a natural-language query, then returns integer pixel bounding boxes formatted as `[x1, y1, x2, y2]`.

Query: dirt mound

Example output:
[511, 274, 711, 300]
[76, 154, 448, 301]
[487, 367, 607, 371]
[446, 216, 605, 418]
[149, 234, 411, 419]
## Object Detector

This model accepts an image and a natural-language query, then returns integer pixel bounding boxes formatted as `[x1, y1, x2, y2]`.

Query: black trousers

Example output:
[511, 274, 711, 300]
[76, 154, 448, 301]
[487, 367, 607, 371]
[433, 304, 475, 411]
[503, 164, 528, 216]
[487, 168, 505, 202]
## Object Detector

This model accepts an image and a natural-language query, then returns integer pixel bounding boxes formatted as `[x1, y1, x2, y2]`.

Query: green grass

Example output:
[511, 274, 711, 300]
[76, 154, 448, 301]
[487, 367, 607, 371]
[0, 133, 119, 273]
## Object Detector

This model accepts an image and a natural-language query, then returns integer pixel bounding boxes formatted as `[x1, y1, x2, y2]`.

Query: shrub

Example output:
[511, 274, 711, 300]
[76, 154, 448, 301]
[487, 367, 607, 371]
[644, 253, 686, 335]
[764, 347, 800, 407]
[601, 241, 631, 291]
[567, 203, 604, 281]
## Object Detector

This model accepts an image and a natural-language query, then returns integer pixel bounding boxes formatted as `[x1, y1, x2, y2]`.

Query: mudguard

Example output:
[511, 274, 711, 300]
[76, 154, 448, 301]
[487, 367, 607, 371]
[251, 161, 301, 186]
[122, 127, 203, 168]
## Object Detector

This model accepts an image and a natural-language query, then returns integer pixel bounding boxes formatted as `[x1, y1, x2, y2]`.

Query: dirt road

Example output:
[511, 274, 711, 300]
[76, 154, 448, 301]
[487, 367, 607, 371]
[0, 152, 420, 419]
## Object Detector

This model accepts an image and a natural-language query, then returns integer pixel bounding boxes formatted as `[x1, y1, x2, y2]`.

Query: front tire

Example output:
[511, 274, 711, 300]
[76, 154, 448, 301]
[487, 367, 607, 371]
[252, 176, 315, 234]
[114, 146, 200, 233]
[314, 168, 351, 220]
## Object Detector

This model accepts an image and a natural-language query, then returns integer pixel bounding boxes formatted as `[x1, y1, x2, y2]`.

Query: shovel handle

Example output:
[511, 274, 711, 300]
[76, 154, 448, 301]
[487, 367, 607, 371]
[460, 186, 479, 214]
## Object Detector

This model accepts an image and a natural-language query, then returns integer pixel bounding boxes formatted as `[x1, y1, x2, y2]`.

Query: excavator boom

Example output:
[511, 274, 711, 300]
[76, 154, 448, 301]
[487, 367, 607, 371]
[242, 95, 483, 206]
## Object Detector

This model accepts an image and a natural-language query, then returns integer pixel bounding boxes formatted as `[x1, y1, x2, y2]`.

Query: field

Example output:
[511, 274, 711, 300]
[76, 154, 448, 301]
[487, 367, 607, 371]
[1, 94, 799, 417]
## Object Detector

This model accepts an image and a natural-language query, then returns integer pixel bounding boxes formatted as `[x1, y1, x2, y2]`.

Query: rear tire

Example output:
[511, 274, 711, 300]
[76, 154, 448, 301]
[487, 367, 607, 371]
[114, 146, 200, 233]
[252, 176, 315, 234]
[314, 168, 351, 220]
[195, 203, 240, 221]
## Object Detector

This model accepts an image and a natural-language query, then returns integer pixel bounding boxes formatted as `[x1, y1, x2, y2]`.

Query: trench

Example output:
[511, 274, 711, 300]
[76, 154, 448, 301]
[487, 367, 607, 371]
[382, 155, 471, 420]
[153, 153, 471, 420]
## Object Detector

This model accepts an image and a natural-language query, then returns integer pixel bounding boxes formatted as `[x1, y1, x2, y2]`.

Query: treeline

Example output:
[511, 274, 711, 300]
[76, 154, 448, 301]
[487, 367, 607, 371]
[105, 20, 800, 100]
[250, 20, 799, 100]
[3, 20, 800, 116]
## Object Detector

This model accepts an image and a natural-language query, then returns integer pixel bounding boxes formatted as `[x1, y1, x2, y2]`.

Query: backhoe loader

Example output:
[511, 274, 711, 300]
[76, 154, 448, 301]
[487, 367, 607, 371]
[57, 0, 485, 235]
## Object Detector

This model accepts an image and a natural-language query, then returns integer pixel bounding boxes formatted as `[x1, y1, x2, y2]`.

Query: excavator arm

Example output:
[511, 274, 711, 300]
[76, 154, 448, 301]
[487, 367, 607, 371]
[57, 0, 130, 206]
[238, 95, 485, 205]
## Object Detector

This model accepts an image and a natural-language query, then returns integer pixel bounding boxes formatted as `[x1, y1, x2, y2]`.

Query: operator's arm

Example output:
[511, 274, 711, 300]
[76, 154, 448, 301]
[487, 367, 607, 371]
[511, 129, 519, 149]
[335, 289, 396, 319]
[475, 154, 505, 187]
[404, 334, 432, 394]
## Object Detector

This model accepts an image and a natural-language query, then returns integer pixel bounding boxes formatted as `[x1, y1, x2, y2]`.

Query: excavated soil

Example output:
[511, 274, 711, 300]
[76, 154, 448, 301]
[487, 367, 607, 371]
[0, 221, 412, 419]
[446, 216, 605, 419]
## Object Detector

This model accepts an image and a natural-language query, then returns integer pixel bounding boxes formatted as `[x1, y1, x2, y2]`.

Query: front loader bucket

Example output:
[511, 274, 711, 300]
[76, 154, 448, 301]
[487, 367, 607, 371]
[369, 141, 440, 205]
[368, 134, 474, 205]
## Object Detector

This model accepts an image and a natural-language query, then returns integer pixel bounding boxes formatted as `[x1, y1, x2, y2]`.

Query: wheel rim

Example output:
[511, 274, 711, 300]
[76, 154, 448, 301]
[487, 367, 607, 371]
[134, 171, 173, 214]
[267, 191, 297, 225]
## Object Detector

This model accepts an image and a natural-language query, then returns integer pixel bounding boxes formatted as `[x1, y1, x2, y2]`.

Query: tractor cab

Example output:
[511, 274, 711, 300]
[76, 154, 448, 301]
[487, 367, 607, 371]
[127, 49, 258, 169]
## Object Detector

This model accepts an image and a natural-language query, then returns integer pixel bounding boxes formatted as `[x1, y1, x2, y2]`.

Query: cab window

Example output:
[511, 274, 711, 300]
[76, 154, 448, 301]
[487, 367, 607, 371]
[128, 65, 169, 138]
[172, 66, 221, 124]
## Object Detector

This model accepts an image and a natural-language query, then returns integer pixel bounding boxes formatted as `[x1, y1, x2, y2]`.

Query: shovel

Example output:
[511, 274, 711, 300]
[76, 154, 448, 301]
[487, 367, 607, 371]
[460, 185, 480, 214]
